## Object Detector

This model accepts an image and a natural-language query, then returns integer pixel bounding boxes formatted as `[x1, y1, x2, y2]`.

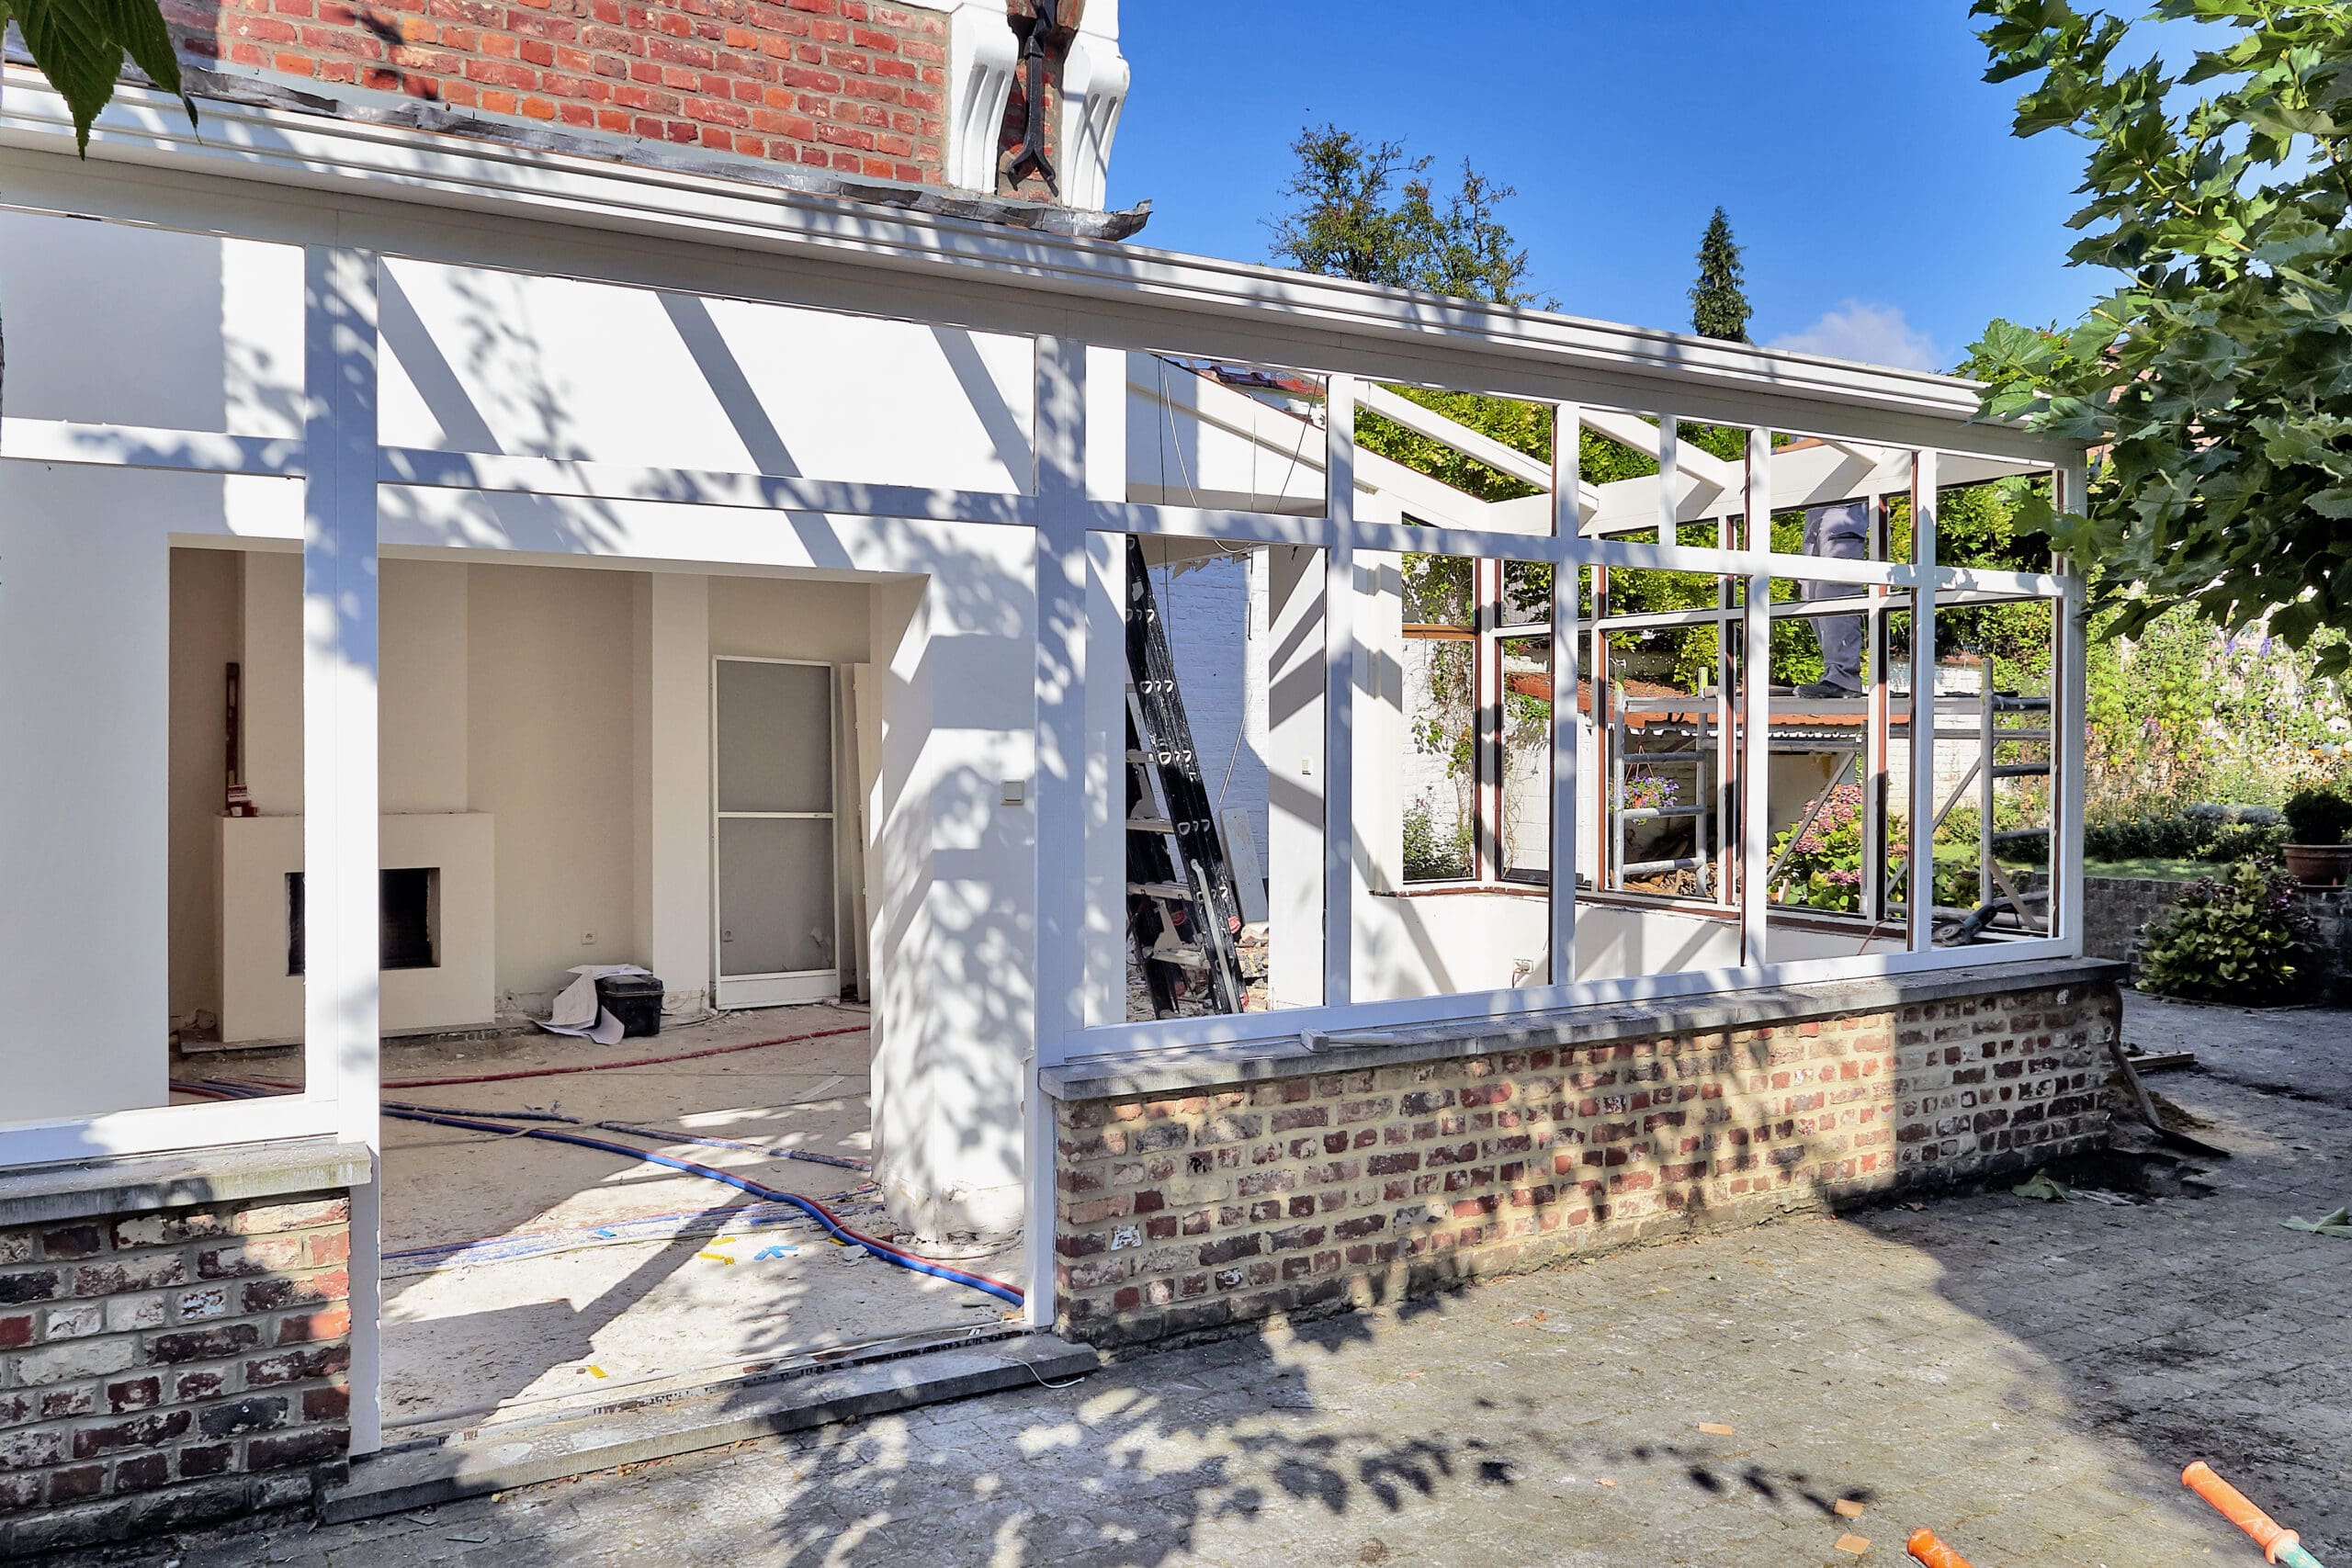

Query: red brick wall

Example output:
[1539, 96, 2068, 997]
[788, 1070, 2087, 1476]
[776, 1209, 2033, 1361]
[1052, 981, 2116, 1348]
[0, 1192, 353, 1557]
[164, 0, 950, 182]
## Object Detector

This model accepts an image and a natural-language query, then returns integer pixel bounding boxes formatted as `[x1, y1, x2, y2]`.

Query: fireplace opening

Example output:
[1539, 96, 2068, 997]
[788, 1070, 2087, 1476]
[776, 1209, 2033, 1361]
[287, 867, 440, 976]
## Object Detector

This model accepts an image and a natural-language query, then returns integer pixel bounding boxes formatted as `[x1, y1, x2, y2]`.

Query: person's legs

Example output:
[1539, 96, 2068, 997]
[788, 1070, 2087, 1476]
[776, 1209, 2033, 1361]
[1799, 502, 1868, 698]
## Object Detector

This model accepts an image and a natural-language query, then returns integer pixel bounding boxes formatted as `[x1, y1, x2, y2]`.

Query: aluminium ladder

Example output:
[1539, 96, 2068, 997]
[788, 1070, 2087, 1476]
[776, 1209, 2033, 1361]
[1124, 536, 1249, 1018]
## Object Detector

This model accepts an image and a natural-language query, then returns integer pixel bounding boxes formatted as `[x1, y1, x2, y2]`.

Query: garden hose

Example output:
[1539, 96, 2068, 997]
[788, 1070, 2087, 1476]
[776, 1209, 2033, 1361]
[2184, 1461, 2327, 1568]
[1906, 1529, 1976, 1568]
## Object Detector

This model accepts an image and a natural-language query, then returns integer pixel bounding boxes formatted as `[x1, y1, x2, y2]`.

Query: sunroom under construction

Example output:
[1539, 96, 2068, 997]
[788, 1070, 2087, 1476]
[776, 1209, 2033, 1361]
[0, 44, 2100, 1538]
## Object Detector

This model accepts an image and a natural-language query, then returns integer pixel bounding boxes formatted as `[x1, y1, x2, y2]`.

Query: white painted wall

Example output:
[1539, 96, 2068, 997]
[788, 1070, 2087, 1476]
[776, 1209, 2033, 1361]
[378, 258, 1036, 493]
[0, 212, 302, 439]
[0, 465, 174, 1122]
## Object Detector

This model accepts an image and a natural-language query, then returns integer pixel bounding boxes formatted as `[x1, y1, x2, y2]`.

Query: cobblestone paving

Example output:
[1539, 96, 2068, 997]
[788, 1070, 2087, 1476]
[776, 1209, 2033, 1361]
[62, 996, 2352, 1567]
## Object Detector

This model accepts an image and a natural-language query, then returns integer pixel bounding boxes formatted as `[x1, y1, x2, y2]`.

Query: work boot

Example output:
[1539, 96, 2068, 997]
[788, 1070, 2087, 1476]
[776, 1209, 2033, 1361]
[1794, 681, 1861, 700]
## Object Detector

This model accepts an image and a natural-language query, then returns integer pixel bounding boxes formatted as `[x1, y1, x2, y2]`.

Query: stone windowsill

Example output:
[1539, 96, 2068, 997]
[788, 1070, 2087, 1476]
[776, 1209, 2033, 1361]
[0, 1137, 373, 1229]
[1044, 958, 2128, 1102]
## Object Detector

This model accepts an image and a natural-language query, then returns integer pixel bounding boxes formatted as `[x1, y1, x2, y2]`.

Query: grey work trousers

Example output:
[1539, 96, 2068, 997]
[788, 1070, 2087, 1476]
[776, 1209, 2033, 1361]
[1802, 501, 1869, 694]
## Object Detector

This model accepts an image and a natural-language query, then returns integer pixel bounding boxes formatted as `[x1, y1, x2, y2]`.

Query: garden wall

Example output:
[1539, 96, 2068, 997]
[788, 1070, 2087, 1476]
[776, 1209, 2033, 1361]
[1046, 963, 2123, 1349]
[2086, 874, 2352, 998]
[0, 1144, 368, 1559]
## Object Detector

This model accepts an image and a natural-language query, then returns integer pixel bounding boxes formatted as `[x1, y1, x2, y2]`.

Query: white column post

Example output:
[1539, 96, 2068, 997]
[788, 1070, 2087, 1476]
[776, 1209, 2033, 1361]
[1026, 333, 1090, 1325]
[1741, 429, 1773, 967]
[1548, 403, 1582, 983]
[1083, 532, 1126, 1026]
[2054, 457, 2090, 953]
[1323, 375, 1358, 1008]
[1908, 450, 1940, 953]
[300, 244, 382, 1452]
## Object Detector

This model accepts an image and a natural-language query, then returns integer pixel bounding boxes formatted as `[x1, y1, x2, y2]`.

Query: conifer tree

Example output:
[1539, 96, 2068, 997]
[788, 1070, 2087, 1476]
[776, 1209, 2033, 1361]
[1688, 207, 1753, 342]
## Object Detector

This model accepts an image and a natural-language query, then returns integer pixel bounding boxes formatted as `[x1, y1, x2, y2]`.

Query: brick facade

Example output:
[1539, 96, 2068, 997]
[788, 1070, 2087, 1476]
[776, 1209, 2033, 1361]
[1051, 980, 2117, 1348]
[0, 1191, 353, 1558]
[164, 0, 950, 182]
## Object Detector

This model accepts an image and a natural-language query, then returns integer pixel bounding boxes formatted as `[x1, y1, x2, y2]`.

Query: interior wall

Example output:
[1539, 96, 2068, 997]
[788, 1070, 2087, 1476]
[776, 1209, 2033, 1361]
[467, 563, 641, 1014]
[380, 560, 470, 814]
[169, 548, 242, 1032]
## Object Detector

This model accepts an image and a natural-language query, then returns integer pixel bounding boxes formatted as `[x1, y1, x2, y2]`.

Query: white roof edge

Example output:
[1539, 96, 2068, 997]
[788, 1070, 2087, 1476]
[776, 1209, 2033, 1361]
[0, 67, 2065, 453]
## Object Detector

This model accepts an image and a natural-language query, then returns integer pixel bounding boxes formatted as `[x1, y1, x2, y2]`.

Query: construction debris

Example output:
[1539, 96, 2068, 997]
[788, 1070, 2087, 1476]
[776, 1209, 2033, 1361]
[2013, 1168, 2073, 1202]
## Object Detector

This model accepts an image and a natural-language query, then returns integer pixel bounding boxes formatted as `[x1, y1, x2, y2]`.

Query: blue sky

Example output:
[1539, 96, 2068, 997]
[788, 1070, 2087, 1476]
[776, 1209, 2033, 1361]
[1103, 3, 2112, 373]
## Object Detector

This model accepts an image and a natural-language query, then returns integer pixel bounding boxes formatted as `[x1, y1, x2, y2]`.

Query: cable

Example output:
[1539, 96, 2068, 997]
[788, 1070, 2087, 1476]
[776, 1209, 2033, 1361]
[230, 1021, 872, 1093]
[174, 1078, 1020, 1306]
[368, 1097, 874, 1175]
[592, 1121, 869, 1172]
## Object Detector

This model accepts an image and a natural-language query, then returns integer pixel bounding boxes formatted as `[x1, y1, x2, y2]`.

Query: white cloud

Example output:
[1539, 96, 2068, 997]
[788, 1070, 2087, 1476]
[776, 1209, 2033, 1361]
[1768, 300, 1941, 372]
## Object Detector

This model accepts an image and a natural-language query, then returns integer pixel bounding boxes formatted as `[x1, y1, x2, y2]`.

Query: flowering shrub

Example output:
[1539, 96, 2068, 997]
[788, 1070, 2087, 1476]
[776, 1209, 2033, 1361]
[2138, 861, 2315, 1004]
[2086, 609, 2352, 812]
[1770, 784, 1872, 911]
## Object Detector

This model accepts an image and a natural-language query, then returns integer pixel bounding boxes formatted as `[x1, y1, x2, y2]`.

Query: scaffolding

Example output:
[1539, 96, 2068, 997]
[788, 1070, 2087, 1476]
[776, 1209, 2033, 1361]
[1602, 680, 2055, 942]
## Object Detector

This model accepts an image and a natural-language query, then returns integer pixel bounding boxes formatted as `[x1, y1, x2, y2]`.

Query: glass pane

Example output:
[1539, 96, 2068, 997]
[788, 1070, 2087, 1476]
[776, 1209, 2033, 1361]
[716, 660, 831, 815]
[1402, 629, 1476, 883]
[1126, 354, 1329, 514]
[1761, 581, 1906, 963]
[1930, 595, 2058, 943]
[1500, 634, 1553, 883]
[717, 817, 835, 976]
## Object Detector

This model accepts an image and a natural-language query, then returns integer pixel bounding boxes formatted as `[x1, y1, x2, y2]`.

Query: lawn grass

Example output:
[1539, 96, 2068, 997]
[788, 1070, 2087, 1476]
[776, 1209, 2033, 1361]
[2086, 857, 2213, 882]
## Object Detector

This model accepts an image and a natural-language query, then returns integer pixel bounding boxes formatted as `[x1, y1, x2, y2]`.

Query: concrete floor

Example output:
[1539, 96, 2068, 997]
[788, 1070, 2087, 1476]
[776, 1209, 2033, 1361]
[109, 989, 2348, 1567]
[182, 1004, 1019, 1434]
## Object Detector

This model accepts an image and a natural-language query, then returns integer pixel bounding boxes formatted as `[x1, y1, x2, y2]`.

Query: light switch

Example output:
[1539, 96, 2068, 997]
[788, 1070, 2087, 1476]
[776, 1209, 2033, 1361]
[1001, 776, 1028, 806]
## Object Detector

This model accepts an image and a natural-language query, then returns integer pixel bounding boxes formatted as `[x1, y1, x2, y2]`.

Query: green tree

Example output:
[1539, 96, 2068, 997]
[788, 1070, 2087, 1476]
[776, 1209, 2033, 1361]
[1966, 0, 2352, 676]
[1266, 125, 1552, 308]
[1688, 206, 1752, 341]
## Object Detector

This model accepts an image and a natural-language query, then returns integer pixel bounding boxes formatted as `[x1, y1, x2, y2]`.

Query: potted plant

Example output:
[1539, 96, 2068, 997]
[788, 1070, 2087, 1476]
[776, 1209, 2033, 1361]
[2280, 787, 2352, 886]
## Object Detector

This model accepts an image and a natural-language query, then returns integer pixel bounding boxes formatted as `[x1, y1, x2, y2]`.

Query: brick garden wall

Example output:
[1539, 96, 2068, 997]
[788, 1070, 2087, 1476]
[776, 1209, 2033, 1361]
[2086, 874, 2351, 998]
[0, 1192, 353, 1558]
[2083, 875, 2191, 964]
[1052, 980, 2117, 1348]
[163, 0, 949, 181]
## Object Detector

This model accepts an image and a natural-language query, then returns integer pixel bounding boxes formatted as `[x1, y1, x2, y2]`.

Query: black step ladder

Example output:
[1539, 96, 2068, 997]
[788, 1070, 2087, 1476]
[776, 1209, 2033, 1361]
[1124, 536, 1248, 1018]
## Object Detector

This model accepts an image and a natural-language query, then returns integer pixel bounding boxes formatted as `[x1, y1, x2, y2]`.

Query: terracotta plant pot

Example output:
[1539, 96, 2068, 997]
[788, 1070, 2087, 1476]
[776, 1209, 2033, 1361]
[2282, 843, 2352, 886]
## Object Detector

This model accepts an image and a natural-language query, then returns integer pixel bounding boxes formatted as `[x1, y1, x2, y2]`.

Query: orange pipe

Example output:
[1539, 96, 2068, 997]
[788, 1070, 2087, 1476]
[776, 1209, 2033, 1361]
[2184, 1461, 2301, 1564]
[1907, 1528, 1976, 1568]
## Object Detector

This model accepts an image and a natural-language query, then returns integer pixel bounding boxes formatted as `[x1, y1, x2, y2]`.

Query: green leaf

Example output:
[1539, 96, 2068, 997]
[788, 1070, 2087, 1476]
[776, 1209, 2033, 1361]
[11, 0, 121, 151]
[96, 0, 182, 100]
[5, 0, 195, 152]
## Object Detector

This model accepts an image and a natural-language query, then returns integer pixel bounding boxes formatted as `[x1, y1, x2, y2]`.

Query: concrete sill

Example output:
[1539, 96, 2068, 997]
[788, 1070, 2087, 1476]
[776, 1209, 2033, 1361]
[0, 1137, 373, 1228]
[1043, 958, 2128, 1102]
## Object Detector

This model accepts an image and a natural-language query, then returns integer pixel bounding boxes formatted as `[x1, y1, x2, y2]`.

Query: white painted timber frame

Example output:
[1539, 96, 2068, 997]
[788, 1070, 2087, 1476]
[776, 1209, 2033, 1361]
[0, 67, 2088, 1359]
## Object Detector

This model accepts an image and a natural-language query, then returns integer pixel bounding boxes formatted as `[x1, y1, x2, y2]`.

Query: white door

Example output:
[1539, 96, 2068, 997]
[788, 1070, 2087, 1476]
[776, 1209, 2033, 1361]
[713, 657, 838, 1008]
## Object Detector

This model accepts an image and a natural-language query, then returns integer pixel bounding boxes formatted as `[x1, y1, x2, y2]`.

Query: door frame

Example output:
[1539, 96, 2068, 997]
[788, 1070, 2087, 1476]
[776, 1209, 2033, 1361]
[710, 654, 841, 1009]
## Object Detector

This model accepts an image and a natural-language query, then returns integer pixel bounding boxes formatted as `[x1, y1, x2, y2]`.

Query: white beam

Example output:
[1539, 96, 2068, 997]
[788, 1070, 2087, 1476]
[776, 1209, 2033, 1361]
[1908, 450, 1939, 953]
[1548, 403, 1580, 982]
[300, 243, 381, 1452]
[1324, 375, 1358, 1008]
[1028, 333, 1090, 1327]
[1741, 429, 1773, 965]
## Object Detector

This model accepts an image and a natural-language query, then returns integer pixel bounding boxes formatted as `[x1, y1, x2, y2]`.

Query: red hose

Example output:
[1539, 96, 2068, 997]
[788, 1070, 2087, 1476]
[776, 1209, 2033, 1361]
[233, 1021, 871, 1091]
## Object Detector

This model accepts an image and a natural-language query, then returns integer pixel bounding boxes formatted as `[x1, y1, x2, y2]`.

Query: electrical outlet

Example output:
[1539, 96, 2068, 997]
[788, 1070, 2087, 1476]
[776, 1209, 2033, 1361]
[581, 931, 596, 946]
